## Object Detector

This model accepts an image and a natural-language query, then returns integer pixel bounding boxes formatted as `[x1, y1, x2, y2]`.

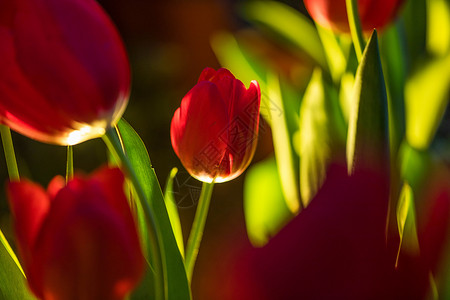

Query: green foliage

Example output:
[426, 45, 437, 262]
[427, 0, 450, 56]
[400, 0, 427, 67]
[0, 230, 36, 300]
[298, 69, 346, 206]
[380, 23, 407, 157]
[316, 25, 348, 82]
[405, 53, 450, 150]
[346, 31, 390, 174]
[116, 120, 191, 300]
[240, 1, 327, 70]
[164, 168, 185, 258]
[244, 157, 292, 247]
[396, 183, 419, 267]
[267, 73, 300, 212]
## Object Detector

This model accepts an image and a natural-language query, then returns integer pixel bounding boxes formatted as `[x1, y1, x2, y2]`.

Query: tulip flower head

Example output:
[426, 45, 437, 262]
[7, 167, 144, 300]
[171, 68, 261, 183]
[303, 0, 404, 33]
[0, 0, 130, 145]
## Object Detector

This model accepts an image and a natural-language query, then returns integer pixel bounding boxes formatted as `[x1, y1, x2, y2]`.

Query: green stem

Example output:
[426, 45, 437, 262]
[0, 125, 19, 181]
[66, 145, 74, 183]
[102, 127, 165, 300]
[185, 182, 215, 281]
[346, 0, 365, 62]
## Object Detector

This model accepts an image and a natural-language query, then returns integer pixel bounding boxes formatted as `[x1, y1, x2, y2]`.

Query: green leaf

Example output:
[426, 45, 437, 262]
[244, 157, 293, 247]
[211, 31, 266, 89]
[298, 69, 346, 206]
[240, 1, 327, 70]
[427, 0, 450, 56]
[346, 30, 389, 174]
[339, 72, 355, 123]
[267, 72, 300, 212]
[130, 266, 154, 300]
[316, 25, 347, 83]
[380, 23, 407, 158]
[405, 53, 450, 150]
[428, 271, 439, 300]
[396, 182, 420, 267]
[400, 0, 427, 65]
[116, 119, 191, 300]
[399, 141, 431, 191]
[163, 168, 185, 258]
[0, 230, 36, 300]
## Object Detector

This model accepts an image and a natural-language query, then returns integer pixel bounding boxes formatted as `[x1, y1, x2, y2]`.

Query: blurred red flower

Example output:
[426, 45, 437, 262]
[202, 163, 449, 299]
[171, 68, 261, 183]
[303, 0, 405, 33]
[7, 167, 144, 300]
[0, 0, 130, 145]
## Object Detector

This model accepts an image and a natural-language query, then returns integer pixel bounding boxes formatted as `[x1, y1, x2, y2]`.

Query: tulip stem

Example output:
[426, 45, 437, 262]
[66, 145, 74, 183]
[185, 181, 215, 281]
[0, 125, 19, 181]
[346, 0, 365, 62]
[103, 127, 165, 300]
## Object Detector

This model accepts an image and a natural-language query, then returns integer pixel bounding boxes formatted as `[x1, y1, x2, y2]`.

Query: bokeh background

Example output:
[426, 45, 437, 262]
[0, 0, 449, 299]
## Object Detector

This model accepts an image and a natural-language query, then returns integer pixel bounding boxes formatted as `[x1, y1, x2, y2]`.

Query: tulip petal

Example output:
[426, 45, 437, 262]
[0, 0, 130, 145]
[171, 81, 229, 181]
[14, 0, 129, 116]
[46, 175, 65, 200]
[226, 80, 261, 180]
[29, 169, 143, 300]
[304, 0, 404, 33]
[197, 67, 218, 82]
[7, 180, 51, 272]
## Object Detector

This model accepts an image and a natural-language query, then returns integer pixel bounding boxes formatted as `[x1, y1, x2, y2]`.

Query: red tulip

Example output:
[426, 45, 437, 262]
[303, 0, 404, 33]
[170, 68, 261, 183]
[0, 0, 130, 145]
[7, 167, 144, 300]
[213, 163, 449, 299]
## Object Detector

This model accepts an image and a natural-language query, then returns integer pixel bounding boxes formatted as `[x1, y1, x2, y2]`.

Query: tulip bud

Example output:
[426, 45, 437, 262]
[0, 0, 130, 145]
[170, 68, 261, 183]
[7, 167, 144, 300]
[303, 0, 404, 33]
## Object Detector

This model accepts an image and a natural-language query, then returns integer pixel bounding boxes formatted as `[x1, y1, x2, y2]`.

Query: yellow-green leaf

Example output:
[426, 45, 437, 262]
[347, 30, 389, 174]
[116, 119, 191, 300]
[396, 182, 420, 267]
[240, 1, 327, 69]
[0, 230, 36, 299]
[267, 72, 300, 213]
[244, 157, 293, 247]
[405, 53, 450, 150]
[298, 69, 346, 206]
[164, 168, 185, 258]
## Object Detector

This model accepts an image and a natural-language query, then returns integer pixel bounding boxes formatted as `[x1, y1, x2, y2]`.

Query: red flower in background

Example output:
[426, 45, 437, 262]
[0, 0, 130, 145]
[7, 167, 144, 300]
[171, 68, 261, 183]
[303, 0, 405, 33]
[197, 163, 450, 299]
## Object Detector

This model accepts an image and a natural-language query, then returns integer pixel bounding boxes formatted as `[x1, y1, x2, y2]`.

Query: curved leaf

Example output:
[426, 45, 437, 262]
[267, 72, 300, 212]
[164, 168, 185, 258]
[116, 119, 191, 300]
[405, 53, 450, 150]
[298, 69, 346, 206]
[396, 182, 419, 267]
[0, 230, 36, 300]
[346, 31, 389, 174]
[244, 157, 292, 247]
[240, 1, 327, 69]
